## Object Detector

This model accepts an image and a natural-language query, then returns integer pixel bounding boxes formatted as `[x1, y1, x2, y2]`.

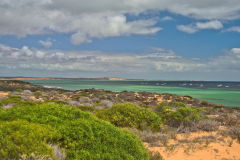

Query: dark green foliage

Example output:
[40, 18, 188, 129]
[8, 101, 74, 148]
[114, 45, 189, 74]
[0, 103, 149, 160]
[170, 106, 203, 126]
[45, 100, 68, 105]
[15, 89, 24, 92]
[78, 105, 95, 112]
[214, 105, 224, 109]
[157, 101, 186, 109]
[34, 90, 43, 98]
[0, 120, 59, 159]
[184, 95, 193, 99]
[156, 102, 205, 127]
[201, 101, 209, 105]
[81, 92, 89, 96]
[95, 103, 162, 131]
[230, 106, 240, 111]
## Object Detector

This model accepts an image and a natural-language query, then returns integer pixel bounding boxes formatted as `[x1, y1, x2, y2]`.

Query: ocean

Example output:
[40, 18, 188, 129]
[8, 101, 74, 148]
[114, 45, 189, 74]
[22, 80, 240, 107]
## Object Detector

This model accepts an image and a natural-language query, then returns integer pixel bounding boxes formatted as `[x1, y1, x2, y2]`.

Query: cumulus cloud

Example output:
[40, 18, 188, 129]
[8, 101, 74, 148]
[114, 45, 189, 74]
[0, 0, 240, 43]
[70, 16, 161, 44]
[177, 20, 223, 33]
[1, 43, 240, 80]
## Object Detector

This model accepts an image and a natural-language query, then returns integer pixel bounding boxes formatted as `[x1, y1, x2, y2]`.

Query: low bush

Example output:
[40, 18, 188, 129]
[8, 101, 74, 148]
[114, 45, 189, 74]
[230, 106, 240, 111]
[149, 151, 164, 160]
[197, 119, 219, 131]
[219, 126, 240, 143]
[201, 101, 209, 106]
[0, 103, 149, 160]
[34, 90, 43, 98]
[156, 102, 205, 127]
[95, 103, 162, 131]
[0, 120, 59, 159]
[78, 105, 95, 112]
[214, 105, 224, 109]
[157, 101, 186, 109]
[16, 89, 24, 92]
[216, 113, 239, 126]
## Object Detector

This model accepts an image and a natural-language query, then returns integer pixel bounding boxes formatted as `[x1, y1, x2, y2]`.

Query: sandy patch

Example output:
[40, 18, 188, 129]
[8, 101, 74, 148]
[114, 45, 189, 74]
[0, 92, 9, 96]
[146, 131, 240, 160]
[157, 96, 171, 103]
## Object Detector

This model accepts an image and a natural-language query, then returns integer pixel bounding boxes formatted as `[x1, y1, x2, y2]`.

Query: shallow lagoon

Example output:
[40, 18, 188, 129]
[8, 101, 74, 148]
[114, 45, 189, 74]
[23, 80, 240, 107]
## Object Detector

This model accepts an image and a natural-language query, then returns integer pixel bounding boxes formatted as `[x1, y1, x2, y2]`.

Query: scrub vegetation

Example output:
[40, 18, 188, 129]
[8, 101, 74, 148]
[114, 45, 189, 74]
[1, 80, 240, 160]
[0, 101, 149, 160]
[96, 103, 162, 131]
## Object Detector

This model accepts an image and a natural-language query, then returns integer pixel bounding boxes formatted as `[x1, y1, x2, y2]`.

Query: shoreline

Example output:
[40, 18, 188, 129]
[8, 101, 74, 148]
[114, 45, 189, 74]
[0, 79, 239, 108]
[21, 79, 240, 107]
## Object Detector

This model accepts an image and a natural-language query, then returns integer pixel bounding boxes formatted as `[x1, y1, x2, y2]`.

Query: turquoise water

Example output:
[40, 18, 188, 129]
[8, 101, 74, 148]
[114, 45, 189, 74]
[23, 80, 240, 107]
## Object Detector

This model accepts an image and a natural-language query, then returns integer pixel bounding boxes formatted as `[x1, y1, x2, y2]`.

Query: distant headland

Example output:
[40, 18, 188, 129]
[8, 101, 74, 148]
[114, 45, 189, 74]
[0, 77, 127, 81]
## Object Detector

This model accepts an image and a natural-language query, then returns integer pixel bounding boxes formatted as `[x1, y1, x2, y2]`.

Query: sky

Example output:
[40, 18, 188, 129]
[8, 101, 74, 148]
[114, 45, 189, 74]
[0, 0, 240, 81]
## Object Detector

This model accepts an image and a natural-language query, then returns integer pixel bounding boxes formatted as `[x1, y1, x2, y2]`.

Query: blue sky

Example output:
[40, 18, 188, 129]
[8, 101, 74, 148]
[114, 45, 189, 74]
[0, 0, 240, 80]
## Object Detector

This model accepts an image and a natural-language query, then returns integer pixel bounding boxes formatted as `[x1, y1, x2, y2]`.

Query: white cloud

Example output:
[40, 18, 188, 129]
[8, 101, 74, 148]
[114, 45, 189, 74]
[69, 15, 161, 44]
[177, 20, 223, 34]
[36, 51, 46, 58]
[0, 1, 240, 44]
[231, 48, 240, 54]
[1, 43, 240, 80]
[177, 25, 198, 34]
[39, 39, 53, 48]
[21, 46, 33, 56]
[225, 26, 240, 32]
[196, 20, 223, 29]
[161, 16, 173, 21]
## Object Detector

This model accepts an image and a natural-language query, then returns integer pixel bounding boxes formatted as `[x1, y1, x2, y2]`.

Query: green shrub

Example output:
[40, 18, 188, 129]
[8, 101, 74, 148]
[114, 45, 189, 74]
[157, 101, 186, 109]
[16, 89, 24, 92]
[81, 92, 88, 96]
[156, 102, 204, 127]
[201, 101, 209, 105]
[155, 105, 175, 124]
[0, 120, 59, 159]
[78, 105, 95, 112]
[230, 106, 240, 111]
[0, 103, 149, 160]
[34, 91, 43, 97]
[171, 106, 203, 126]
[95, 103, 162, 131]
[45, 100, 68, 105]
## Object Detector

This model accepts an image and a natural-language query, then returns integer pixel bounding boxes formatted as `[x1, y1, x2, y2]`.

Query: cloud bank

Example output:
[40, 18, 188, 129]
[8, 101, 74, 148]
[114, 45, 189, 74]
[1, 43, 240, 80]
[1, 0, 240, 43]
